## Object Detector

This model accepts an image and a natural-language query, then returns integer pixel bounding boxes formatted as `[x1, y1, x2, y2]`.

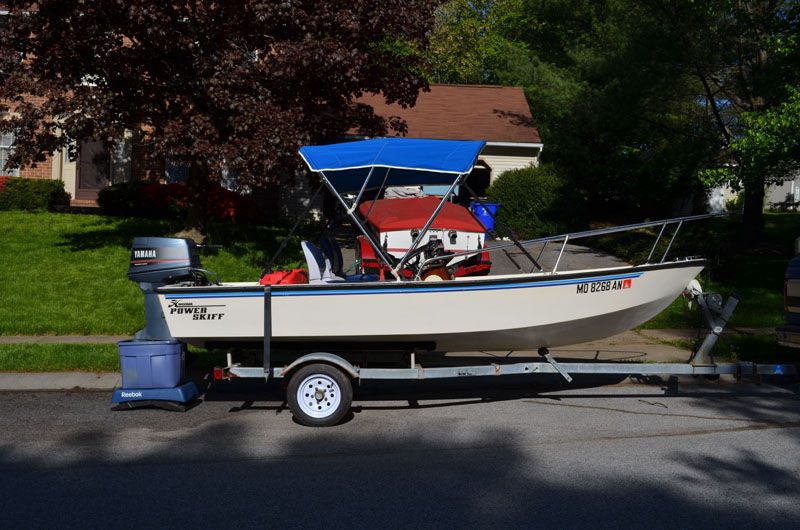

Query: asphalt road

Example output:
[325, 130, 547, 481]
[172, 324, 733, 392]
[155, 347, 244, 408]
[1, 377, 799, 529]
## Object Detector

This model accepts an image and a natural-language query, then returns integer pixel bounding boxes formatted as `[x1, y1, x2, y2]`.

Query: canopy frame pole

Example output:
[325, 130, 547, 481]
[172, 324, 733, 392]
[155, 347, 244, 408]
[463, 183, 542, 272]
[391, 173, 465, 279]
[363, 168, 391, 224]
[263, 182, 324, 274]
[319, 171, 402, 280]
[348, 166, 375, 215]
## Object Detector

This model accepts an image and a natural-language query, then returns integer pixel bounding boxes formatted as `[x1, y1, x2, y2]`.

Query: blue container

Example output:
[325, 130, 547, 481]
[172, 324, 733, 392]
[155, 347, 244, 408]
[118, 340, 184, 389]
[470, 201, 500, 232]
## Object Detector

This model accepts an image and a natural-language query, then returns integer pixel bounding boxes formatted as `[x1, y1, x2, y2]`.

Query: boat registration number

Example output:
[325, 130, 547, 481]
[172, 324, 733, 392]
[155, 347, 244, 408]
[576, 278, 632, 294]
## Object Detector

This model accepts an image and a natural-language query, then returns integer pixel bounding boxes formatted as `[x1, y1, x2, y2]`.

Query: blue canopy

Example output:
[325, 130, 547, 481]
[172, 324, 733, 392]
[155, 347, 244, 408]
[298, 138, 486, 193]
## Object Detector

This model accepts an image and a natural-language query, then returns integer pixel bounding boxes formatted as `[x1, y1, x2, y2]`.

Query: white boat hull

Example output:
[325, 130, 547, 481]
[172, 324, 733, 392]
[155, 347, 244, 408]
[157, 261, 704, 351]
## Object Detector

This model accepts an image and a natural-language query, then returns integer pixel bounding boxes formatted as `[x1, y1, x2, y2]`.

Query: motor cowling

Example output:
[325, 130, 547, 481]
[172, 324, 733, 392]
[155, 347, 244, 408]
[128, 237, 204, 341]
[128, 237, 201, 285]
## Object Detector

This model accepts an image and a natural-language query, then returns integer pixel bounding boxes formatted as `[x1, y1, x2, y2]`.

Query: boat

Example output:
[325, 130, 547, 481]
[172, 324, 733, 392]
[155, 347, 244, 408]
[128, 137, 712, 352]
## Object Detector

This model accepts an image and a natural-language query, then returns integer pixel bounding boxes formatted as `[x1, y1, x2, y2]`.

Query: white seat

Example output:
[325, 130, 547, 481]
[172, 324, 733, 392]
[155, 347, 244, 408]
[301, 240, 345, 284]
[319, 234, 380, 282]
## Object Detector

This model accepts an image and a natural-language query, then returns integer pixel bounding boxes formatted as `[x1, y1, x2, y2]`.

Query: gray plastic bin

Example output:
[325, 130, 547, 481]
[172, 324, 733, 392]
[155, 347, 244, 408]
[118, 340, 184, 389]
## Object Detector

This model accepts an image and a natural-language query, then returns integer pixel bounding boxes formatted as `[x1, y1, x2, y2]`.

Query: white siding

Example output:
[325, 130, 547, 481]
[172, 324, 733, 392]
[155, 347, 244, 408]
[766, 177, 799, 207]
[481, 154, 537, 184]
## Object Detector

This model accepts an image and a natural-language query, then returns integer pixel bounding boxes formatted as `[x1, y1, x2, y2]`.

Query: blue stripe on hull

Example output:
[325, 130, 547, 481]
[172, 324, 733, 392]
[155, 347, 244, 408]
[164, 272, 644, 300]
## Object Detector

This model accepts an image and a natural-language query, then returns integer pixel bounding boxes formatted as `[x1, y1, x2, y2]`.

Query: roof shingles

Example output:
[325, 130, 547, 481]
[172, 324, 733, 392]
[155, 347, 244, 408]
[357, 84, 541, 144]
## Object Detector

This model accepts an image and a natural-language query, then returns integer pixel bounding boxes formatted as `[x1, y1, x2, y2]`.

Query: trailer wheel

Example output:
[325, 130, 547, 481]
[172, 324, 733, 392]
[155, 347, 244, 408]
[287, 363, 352, 427]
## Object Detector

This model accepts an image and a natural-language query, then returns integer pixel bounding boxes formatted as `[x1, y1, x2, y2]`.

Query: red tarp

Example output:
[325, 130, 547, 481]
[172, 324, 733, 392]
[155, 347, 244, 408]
[358, 196, 485, 233]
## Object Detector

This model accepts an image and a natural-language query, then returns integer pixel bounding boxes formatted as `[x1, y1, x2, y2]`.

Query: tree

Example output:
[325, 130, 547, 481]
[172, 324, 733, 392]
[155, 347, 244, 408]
[429, 0, 800, 242]
[427, 0, 524, 84]
[701, 87, 800, 209]
[493, 0, 720, 220]
[651, 0, 800, 242]
[0, 1, 436, 231]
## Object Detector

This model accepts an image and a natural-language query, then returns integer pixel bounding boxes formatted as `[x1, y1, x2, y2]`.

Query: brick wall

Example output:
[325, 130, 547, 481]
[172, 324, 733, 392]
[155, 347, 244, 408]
[17, 156, 54, 179]
[2, 94, 56, 180]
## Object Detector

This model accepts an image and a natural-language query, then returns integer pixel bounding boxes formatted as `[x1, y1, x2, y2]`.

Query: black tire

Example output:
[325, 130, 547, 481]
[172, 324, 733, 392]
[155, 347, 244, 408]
[287, 363, 353, 427]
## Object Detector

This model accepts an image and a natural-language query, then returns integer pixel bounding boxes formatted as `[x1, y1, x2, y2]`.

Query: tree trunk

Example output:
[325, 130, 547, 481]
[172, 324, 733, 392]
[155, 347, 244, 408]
[742, 175, 765, 245]
[185, 162, 210, 235]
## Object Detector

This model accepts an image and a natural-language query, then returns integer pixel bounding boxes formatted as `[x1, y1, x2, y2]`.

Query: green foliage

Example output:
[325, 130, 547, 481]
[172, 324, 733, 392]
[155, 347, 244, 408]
[428, 0, 800, 234]
[0, 210, 299, 335]
[724, 192, 744, 212]
[97, 181, 147, 216]
[486, 163, 577, 238]
[0, 177, 70, 210]
[427, 0, 524, 83]
[732, 87, 800, 183]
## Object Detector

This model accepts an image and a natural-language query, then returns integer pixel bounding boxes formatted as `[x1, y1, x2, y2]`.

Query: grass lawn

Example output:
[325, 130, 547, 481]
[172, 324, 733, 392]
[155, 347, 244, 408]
[662, 334, 799, 364]
[0, 210, 303, 335]
[0, 343, 229, 372]
[592, 212, 798, 329]
[0, 344, 120, 372]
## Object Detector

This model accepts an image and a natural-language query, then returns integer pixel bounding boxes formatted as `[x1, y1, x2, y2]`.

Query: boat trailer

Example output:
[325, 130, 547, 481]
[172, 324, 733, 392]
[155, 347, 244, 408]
[212, 282, 795, 426]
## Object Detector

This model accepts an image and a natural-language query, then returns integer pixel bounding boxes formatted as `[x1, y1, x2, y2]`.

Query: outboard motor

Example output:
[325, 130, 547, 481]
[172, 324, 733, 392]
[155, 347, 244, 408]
[128, 237, 209, 340]
[110, 237, 208, 411]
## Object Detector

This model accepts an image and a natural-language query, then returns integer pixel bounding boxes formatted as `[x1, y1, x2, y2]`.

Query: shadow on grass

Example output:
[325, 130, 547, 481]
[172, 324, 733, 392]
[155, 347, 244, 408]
[56, 214, 310, 269]
[56, 216, 177, 251]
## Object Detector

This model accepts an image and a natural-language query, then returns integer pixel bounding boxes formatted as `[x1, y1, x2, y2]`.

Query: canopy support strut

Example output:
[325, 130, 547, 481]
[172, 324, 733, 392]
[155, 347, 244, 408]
[392, 173, 465, 280]
[319, 172, 402, 280]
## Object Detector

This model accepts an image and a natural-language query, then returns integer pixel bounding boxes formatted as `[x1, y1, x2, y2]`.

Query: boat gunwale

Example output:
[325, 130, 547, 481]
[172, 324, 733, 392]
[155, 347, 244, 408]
[157, 258, 706, 296]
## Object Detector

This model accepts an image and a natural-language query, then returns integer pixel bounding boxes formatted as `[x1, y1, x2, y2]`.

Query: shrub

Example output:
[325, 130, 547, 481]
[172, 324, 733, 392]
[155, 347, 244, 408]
[98, 180, 263, 224]
[0, 177, 70, 211]
[207, 186, 261, 224]
[486, 164, 577, 239]
[97, 181, 146, 216]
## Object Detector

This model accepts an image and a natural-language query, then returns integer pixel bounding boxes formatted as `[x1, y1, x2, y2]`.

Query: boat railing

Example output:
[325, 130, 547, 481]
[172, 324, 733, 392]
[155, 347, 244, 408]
[413, 212, 726, 279]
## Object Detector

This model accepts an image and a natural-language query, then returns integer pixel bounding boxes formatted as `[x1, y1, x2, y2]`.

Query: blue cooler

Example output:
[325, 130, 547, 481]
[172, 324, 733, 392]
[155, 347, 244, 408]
[112, 340, 199, 410]
[119, 339, 183, 389]
[470, 201, 500, 232]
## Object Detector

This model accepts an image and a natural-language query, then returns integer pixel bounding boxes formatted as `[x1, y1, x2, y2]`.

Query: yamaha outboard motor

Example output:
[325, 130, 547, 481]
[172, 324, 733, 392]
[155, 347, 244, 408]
[128, 237, 208, 340]
[111, 237, 208, 410]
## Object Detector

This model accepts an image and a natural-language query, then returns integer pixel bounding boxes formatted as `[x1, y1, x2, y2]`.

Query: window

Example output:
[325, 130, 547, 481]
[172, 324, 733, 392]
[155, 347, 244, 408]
[0, 131, 19, 176]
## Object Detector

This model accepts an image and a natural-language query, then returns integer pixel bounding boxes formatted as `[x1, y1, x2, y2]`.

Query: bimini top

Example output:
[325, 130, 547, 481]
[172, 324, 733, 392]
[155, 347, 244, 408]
[298, 137, 486, 194]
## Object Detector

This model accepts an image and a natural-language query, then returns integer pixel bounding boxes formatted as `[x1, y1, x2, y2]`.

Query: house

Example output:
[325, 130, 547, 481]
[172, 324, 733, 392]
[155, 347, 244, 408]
[356, 84, 543, 197]
[2, 84, 543, 208]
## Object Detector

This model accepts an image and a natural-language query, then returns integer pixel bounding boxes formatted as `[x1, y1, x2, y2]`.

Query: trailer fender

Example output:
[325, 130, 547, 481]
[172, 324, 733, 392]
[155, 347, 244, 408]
[280, 353, 360, 380]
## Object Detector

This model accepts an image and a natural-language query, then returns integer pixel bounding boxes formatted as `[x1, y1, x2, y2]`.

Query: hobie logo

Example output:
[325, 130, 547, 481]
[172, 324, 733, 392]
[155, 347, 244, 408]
[120, 391, 143, 398]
